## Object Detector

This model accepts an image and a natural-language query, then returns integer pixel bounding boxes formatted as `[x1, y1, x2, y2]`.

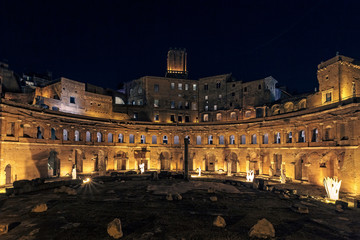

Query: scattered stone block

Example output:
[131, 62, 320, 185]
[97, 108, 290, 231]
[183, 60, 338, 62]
[213, 216, 226, 228]
[174, 193, 182, 200]
[292, 204, 309, 214]
[249, 218, 275, 239]
[107, 218, 123, 239]
[31, 203, 47, 213]
[210, 196, 218, 202]
[335, 200, 348, 210]
[208, 187, 215, 193]
[166, 194, 173, 201]
[0, 223, 8, 235]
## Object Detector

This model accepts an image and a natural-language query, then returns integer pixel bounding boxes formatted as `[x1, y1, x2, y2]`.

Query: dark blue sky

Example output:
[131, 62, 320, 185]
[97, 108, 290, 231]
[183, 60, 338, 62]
[1, 0, 360, 93]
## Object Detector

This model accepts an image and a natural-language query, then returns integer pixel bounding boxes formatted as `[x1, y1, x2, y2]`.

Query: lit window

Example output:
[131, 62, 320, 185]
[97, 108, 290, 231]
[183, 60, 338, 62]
[218, 94, 222, 99]
[74, 130, 79, 141]
[263, 134, 269, 144]
[203, 114, 209, 122]
[154, 114, 159, 121]
[141, 135, 146, 144]
[154, 99, 159, 107]
[214, 105, 217, 111]
[205, 106, 208, 111]
[63, 129, 68, 141]
[208, 135, 213, 144]
[178, 83, 182, 90]
[219, 135, 224, 145]
[118, 134, 123, 143]
[275, 132, 281, 144]
[171, 101, 175, 109]
[108, 133, 113, 143]
[163, 135, 168, 144]
[171, 83, 175, 89]
[185, 84, 189, 90]
[216, 113, 222, 121]
[205, 95, 208, 100]
[193, 84, 197, 91]
[230, 135, 236, 144]
[97, 132, 102, 142]
[174, 136, 179, 144]
[129, 134, 135, 143]
[196, 136, 202, 145]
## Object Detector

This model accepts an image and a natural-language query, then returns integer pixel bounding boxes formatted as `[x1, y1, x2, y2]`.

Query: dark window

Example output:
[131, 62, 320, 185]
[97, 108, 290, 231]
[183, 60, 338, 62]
[52, 106, 59, 111]
[170, 115, 175, 122]
[178, 116, 182, 122]
[133, 113, 138, 119]
[204, 84, 208, 90]
[154, 84, 159, 92]
[256, 108, 263, 118]
[70, 97, 75, 104]
[232, 92, 235, 96]
[244, 87, 247, 92]
[258, 84, 261, 90]
[325, 92, 332, 102]
[185, 116, 190, 122]
[232, 84, 235, 87]
[216, 82, 221, 88]
[230, 102, 233, 107]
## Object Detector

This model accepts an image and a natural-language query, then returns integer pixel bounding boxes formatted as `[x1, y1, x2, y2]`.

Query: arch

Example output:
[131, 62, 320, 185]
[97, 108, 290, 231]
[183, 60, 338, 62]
[298, 99, 307, 109]
[216, 113, 222, 121]
[271, 104, 280, 115]
[63, 129, 68, 141]
[230, 112, 236, 120]
[263, 133, 269, 144]
[115, 96, 125, 104]
[129, 134, 135, 143]
[219, 135, 225, 145]
[230, 135, 236, 144]
[311, 128, 319, 142]
[95, 150, 106, 173]
[37, 126, 44, 139]
[160, 152, 171, 170]
[298, 130, 306, 142]
[208, 135, 213, 144]
[163, 135, 168, 144]
[97, 132, 102, 142]
[240, 134, 246, 144]
[284, 102, 294, 113]
[275, 132, 281, 144]
[5, 164, 11, 184]
[196, 135, 202, 145]
[118, 133, 124, 143]
[174, 135, 179, 144]
[23, 123, 31, 138]
[141, 135, 146, 144]
[108, 133, 113, 143]
[229, 152, 239, 173]
[203, 114, 209, 122]
[86, 131, 91, 142]
[74, 130, 80, 141]
[152, 135, 157, 144]
[324, 125, 333, 141]
[286, 131, 293, 143]
[48, 150, 60, 176]
[251, 134, 257, 144]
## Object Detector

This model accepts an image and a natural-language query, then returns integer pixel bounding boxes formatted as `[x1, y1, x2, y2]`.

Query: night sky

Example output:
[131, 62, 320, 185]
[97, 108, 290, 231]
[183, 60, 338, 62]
[1, 0, 360, 93]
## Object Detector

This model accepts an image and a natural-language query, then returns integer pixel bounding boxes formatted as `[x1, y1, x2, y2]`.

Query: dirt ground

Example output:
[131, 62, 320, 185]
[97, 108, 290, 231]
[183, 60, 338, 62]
[1, 178, 360, 240]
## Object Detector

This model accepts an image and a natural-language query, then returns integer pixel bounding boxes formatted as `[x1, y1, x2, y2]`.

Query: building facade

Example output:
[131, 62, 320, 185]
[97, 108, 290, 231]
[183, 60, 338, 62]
[1, 52, 360, 195]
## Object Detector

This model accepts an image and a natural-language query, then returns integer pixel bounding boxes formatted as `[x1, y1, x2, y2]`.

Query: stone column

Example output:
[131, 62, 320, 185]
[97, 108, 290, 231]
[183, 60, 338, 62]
[227, 161, 232, 176]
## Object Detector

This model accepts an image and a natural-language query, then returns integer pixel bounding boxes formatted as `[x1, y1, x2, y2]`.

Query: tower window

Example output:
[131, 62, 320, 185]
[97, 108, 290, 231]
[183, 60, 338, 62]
[70, 97, 75, 104]
[204, 84, 208, 90]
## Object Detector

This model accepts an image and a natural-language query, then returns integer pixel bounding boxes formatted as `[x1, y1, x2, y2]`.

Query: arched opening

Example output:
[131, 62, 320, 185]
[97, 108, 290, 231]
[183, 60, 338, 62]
[5, 164, 11, 184]
[230, 135, 235, 144]
[118, 133, 124, 143]
[251, 134, 257, 144]
[230, 152, 238, 173]
[263, 133, 269, 144]
[63, 129, 68, 141]
[163, 135, 168, 144]
[97, 132, 102, 142]
[152, 135, 157, 144]
[208, 135, 213, 145]
[196, 136, 202, 145]
[108, 133, 113, 143]
[86, 131, 91, 142]
[219, 135, 225, 145]
[141, 135, 146, 144]
[174, 135, 179, 144]
[240, 135, 246, 144]
[160, 152, 171, 170]
[74, 130, 80, 141]
[51, 128, 57, 140]
[298, 130, 305, 142]
[37, 126, 44, 139]
[129, 134, 135, 143]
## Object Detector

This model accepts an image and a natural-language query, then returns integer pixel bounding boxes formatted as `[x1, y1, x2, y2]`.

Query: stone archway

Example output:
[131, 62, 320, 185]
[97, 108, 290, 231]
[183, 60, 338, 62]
[160, 152, 171, 170]
[5, 164, 11, 184]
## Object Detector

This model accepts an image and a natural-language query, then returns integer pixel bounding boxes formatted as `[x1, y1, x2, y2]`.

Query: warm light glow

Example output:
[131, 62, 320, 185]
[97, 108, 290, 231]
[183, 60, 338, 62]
[198, 166, 201, 176]
[139, 163, 145, 174]
[83, 177, 91, 184]
[246, 170, 254, 182]
[324, 177, 341, 200]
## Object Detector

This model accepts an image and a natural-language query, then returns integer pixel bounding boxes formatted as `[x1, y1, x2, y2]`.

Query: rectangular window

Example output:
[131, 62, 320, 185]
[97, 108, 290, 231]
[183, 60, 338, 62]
[185, 116, 190, 122]
[171, 83, 175, 90]
[191, 102, 197, 110]
[178, 101, 182, 109]
[178, 83, 182, 90]
[178, 116, 182, 122]
[216, 82, 221, 88]
[326, 92, 332, 102]
[205, 106, 208, 111]
[154, 99, 159, 107]
[204, 84, 208, 90]
[218, 94, 222, 99]
[214, 105, 217, 111]
[244, 87, 247, 92]
[185, 84, 189, 90]
[171, 101, 175, 109]
[70, 96, 75, 104]
[185, 101, 189, 109]
[6, 122, 15, 136]
[170, 115, 175, 122]
[154, 84, 159, 92]
[193, 84, 197, 91]
[205, 95, 208, 100]
[232, 92, 235, 96]
[154, 114, 159, 121]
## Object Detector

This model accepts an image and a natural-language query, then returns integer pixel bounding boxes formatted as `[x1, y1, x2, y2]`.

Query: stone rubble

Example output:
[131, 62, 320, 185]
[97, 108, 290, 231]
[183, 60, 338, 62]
[31, 203, 48, 213]
[213, 216, 226, 228]
[107, 218, 123, 239]
[248, 218, 275, 239]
